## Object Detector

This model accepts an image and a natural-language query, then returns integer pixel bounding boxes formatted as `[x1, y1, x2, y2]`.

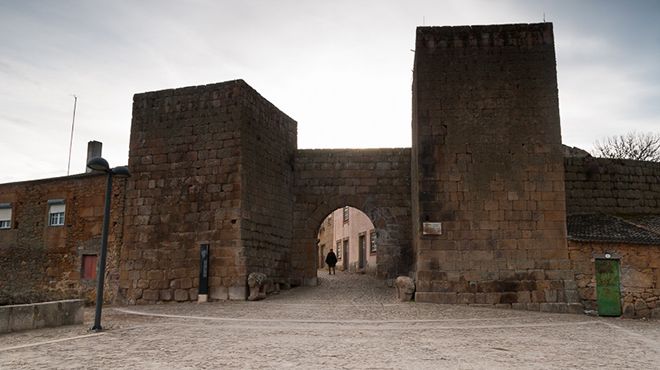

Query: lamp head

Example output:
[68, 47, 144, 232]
[87, 157, 110, 172]
[111, 166, 131, 178]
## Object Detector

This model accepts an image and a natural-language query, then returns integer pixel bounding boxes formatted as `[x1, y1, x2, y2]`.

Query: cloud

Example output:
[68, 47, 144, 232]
[0, 0, 659, 182]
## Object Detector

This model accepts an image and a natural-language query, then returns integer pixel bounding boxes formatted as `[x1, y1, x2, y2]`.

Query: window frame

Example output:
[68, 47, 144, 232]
[47, 199, 66, 227]
[369, 229, 377, 254]
[0, 203, 11, 230]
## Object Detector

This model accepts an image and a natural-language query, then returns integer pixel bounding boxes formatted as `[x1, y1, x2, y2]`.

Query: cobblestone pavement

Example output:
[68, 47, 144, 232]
[1, 272, 659, 369]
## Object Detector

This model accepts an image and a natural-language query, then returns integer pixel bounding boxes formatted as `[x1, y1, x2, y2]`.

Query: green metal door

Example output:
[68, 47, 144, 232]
[595, 259, 622, 317]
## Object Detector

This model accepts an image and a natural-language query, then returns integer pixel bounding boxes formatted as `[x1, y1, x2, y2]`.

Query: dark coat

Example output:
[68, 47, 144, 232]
[325, 251, 338, 267]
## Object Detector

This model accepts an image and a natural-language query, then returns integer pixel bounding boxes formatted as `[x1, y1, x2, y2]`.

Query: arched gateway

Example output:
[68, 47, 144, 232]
[119, 80, 413, 303]
[292, 149, 412, 285]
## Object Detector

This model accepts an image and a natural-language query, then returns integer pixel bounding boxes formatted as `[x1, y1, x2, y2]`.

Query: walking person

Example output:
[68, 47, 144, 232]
[325, 249, 337, 275]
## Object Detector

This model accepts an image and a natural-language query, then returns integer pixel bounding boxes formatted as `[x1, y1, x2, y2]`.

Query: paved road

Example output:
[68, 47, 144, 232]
[1, 272, 659, 369]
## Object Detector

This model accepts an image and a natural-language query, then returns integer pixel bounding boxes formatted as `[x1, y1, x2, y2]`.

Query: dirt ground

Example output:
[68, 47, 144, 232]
[1, 272, 658, 369]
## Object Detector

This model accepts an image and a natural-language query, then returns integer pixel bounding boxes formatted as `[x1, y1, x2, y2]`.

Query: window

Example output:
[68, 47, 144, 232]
[48, 199, 65, 226]
[336, 240, 342, 260]
[0, 203, 11, 229]
[343, 206, 349, 223]
[82, 254, 98, 280]
[370, 229, 377, 253]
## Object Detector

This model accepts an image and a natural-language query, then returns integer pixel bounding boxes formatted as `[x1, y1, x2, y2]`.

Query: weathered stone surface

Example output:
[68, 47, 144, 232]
[650, 307, 660, 318]
[565, 157, 660, 215]
[411, 23, 576, 311]
[621, 268, 654, 288]
[394, 276, 415, 302]
[0, 174, 125, 305]
[9, 305, 34, 332]
[247, 272, 270, 301]
[159, 289, 172, 301]
[228, 285, 247, 300]
[540, 303, 568, 313]
[33, 302, 60, 329]
[0, 300, 83, 333]
[210, 286, 228, 300]
[526, 303, 541, 311]
[0, 306, 10, 332]
[623, 302, 635, 316]
[415, 292, 458, 304]
[142, 290, 159, 301]
[173, 289, 188, 302]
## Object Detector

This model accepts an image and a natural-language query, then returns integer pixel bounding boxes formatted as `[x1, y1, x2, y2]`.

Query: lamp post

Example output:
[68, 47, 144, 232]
[87, 157, 130, 332]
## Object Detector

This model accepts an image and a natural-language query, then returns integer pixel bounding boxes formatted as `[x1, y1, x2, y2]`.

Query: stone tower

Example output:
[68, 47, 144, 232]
[119, 80, 296, 303]
[411, 23, 579, 309]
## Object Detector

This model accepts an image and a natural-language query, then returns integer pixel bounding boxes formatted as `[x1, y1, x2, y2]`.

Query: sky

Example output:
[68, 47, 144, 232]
[1, 0, 658, 183]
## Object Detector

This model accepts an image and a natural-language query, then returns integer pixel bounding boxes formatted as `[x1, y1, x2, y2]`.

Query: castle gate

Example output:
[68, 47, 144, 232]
[291, 148, 412, 284]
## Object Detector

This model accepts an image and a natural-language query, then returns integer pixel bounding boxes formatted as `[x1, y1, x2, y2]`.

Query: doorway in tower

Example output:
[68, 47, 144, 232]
[317, 206, 377, 275]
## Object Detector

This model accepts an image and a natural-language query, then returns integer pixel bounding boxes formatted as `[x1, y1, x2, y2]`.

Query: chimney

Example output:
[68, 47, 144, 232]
[86, 141, 103, 173]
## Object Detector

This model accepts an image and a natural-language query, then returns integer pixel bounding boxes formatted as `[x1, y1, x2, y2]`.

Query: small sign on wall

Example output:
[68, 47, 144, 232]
[422, 222, 442, 235]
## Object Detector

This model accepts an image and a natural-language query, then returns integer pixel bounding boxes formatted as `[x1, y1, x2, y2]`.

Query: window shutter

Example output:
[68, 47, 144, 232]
[0, 207, 11, 220]
[49, 204, 65, 214]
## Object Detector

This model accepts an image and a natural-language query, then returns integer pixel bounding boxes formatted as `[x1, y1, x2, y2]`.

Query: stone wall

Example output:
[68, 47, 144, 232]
[240, 84, 297, 287]
[565, 157, 660, 214]
[120, 81, 246, 303]
[0, 299, 84, 333]
[412, 23, 578, 310]
[569, 241, 660, 318]
[293, 149, 412, 284]
[0, 173, 125, 304]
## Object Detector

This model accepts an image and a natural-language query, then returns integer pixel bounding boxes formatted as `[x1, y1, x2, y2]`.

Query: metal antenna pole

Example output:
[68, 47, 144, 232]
[67, 95, 78, 176]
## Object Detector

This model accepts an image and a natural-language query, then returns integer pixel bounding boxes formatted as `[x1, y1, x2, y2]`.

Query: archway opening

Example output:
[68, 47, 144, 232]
[316, 206, 377, 275]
